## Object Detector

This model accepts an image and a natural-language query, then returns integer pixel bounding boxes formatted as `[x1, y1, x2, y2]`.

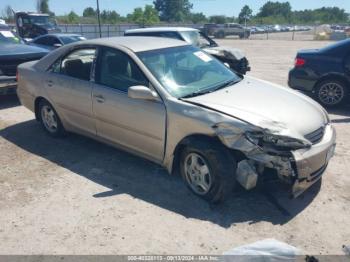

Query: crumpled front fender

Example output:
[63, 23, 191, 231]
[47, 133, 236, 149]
[203, 46, 246, 61]
[213, 122, 295, 179]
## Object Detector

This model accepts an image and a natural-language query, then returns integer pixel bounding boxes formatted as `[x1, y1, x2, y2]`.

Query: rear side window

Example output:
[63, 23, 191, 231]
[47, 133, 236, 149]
[96, 47, 149, 92]
[54, 48, 96, 81]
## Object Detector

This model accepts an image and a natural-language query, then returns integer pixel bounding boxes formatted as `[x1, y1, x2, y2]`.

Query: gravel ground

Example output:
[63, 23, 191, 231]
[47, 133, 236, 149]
[0, 39, 349, 255]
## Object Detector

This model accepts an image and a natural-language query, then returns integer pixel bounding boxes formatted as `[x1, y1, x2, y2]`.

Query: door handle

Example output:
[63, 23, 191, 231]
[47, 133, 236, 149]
[94, 94, 105, 103]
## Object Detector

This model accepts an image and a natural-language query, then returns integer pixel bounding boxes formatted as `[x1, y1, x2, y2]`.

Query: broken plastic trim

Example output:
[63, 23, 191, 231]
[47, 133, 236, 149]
[245, 130, 312, 151]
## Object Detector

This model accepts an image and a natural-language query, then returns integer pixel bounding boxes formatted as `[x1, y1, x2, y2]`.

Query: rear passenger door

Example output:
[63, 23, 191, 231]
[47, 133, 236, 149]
[46, 47, 97, 135]
[91, 47, 166, 162]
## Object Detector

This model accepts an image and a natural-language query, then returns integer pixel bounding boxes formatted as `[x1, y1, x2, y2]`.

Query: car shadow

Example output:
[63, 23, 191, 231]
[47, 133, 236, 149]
[0, 94, 20, 110]
[328, 105, 350, 124]
[0, 119, 322, 228]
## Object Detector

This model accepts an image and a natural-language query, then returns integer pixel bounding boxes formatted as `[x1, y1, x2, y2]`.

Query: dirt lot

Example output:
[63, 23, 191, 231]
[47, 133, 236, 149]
[0, 39, 349, 255]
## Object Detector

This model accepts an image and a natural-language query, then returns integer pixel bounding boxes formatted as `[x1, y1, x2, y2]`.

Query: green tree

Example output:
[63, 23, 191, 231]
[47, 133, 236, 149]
[1, 5, 14, 22]
[153, 0, 193, 22]
[129, 5, 159, 26]
[37, 0, 50, 13]
[67, 11, 79, 23]
[100, 10, 121, 23]
[257, 1, 292, 19]
[83, 7, 96, 17]
[238, 5, 253, 24]
[189, 12, 207, 24]
[209, 15, 227, 24]
[143, 5, 160, 24]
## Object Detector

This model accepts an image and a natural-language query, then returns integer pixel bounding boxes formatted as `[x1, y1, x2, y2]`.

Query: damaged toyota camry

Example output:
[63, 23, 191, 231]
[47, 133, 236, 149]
[17, 37, 336, 202]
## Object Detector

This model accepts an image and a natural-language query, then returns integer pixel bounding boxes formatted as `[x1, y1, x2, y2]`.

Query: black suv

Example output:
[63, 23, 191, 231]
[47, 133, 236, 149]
[289, 39, 350, 107]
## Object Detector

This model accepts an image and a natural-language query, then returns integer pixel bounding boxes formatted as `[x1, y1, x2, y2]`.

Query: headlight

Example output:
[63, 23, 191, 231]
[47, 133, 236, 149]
[245, 131, 311, 150]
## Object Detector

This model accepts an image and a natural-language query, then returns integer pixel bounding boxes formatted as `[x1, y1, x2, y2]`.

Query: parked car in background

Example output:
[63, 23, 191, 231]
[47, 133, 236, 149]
[289, 39, 350, 107]
[0, 25, 49, 95]
[124, 27, 250, 75]
[28, 33, 86, 50]
[14, 11, 61, 40]
[208, 23, 250, 39]
[17, 37, 335, 202]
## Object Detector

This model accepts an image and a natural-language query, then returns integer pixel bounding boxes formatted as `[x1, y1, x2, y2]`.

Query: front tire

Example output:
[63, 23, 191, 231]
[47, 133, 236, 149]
[39, 100, 66, 137]
[315, 79, 348, 107]
[180, 139, 236, 203]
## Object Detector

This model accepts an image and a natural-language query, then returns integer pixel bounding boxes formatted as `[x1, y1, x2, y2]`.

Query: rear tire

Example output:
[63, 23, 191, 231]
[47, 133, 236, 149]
[216, 31, 225, 39]
[314, 79, 348, 107]
[179, 139, 236, 203]
[38, 100, 66, 137]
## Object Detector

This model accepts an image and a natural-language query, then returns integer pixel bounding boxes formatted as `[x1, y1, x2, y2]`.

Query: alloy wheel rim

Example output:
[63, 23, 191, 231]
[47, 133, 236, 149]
[41, 105, 58, 133]
[319, 82, 344, 105]
[184, 153, 212, 195]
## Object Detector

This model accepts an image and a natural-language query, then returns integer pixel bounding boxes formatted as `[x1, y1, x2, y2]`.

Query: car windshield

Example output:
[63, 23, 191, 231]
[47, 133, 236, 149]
[60, 35, 86, 44]
[29, 15, 55, 26]
[180, 31, 211, 48]
[0, 30, 22, 44]
[137, 45, 241, 98]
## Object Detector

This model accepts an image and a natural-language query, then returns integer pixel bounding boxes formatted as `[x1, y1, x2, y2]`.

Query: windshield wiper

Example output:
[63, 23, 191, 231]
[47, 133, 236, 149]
[212, 78, 241, 91]
[180, 89, 213, 99]
[180, 78, 241, 99]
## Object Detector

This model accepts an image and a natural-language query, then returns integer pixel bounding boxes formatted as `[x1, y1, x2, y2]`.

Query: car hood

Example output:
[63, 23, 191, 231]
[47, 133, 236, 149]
[184, 76, 328, 139]
[0, 43, 49, 57]
[203, 46, 245, 60]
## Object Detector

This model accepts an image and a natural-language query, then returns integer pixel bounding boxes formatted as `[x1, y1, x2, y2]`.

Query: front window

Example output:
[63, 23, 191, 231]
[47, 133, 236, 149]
[137, 45, 241, 98]
[28, 15, 56, 26]
[96, 47, 149, 92]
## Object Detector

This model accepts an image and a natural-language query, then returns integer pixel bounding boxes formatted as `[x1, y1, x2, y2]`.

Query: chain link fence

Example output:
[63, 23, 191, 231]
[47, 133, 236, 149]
[55, 23, 347, 41]
[58, 23, 202, 39]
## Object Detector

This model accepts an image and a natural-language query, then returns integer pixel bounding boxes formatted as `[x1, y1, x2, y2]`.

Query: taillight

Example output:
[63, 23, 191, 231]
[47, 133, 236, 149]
[16, 70, 19, 82]
[295, 58, 306, 67]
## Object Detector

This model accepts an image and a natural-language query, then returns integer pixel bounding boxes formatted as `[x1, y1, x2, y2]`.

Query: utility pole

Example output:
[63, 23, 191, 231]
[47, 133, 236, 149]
[96, 0, 102, 38]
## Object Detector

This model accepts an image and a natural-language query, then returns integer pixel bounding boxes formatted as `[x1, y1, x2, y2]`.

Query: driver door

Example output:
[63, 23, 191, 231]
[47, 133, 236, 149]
[91, 47, 166, 162]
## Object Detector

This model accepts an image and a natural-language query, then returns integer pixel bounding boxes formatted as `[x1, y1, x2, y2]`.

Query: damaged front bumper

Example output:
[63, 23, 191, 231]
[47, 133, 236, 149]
[217, 123, 336, 197]
[291, 124, 336, 197]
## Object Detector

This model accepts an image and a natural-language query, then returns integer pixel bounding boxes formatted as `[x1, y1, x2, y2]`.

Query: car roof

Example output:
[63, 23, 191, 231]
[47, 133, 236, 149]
[81, 36, 189, 52]
[34, 36, 190, 72]
[16, 12, 49, 16]
[125, 27, 198, 34]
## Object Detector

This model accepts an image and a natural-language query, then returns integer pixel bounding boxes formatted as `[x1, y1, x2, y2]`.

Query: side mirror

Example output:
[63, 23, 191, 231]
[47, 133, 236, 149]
[53, 43, 63, 48]
[128, 86, 159, 101]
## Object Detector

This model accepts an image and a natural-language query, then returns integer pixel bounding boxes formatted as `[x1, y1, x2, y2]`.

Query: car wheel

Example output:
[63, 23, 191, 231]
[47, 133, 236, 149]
[180, 139, 236, 203]
[39, 100, 66, 137]
[315, 79, 348, 107]
[217, 31, 225, 39]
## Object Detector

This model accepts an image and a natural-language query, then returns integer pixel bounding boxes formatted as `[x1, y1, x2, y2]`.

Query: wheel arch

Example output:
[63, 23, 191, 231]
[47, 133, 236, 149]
[314, 73, 350, 90]
[170, 134, 244, 175]
[34, 96, 47, 121]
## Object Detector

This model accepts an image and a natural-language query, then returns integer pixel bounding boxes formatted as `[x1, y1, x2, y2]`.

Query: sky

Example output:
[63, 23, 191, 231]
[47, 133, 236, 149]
[1, 0, 349, 17]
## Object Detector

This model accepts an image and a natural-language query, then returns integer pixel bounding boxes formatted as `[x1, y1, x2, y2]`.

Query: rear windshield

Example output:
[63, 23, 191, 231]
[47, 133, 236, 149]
[320, 39, 350, 54]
